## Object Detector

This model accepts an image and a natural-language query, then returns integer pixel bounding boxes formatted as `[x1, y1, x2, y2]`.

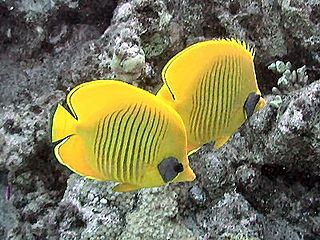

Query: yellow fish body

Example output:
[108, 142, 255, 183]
[157, 39, 266, 153]
[51, 80, 195, 192]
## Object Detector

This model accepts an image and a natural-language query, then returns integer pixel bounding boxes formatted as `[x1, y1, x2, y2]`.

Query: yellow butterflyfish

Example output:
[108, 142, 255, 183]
[51, 80, 195, 192]
[157, 38, 266, 153]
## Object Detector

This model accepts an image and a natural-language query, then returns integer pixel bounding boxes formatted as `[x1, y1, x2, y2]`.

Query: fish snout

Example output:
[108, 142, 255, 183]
[177, 165, 196, 182]
[258, 97, 267, 110]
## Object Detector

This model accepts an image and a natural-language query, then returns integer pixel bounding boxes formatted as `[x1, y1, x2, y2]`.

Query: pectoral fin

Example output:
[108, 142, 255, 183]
[112, 183, 140, 192]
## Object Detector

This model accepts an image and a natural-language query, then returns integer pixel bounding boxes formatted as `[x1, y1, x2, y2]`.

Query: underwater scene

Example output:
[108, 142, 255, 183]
[0, 0, 319, 239]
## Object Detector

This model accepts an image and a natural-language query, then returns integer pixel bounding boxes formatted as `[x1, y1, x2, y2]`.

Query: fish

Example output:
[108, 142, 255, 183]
[156, 38, 266, 153]
[51, 80, 195, 192]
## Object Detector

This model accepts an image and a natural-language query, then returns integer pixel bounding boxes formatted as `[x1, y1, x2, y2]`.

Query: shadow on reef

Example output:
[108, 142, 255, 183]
[237, 163, 320, 238]
[42, 0, 118, 55]
[0, 0, 118, 59]
[8, 138, 70, 238]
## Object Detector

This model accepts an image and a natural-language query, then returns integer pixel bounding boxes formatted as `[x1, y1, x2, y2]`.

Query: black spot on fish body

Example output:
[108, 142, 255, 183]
[244, 92, 260, 119]
[158, 157, 184, 183]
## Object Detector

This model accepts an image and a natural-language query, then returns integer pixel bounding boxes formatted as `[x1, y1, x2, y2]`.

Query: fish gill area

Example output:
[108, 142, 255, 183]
[0, 0, 319, 239]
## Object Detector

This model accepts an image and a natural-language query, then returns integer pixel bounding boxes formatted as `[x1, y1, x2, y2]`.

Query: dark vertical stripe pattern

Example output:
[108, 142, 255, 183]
[93, 104, 168, 183]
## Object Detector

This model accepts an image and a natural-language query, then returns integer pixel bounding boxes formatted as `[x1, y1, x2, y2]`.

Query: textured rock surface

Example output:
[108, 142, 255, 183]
[0, 0, 319, 239]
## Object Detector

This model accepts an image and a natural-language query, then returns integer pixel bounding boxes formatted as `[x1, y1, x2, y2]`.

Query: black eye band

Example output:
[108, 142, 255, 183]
[158, 157, 184, 183]
[244, 92, 260, 118]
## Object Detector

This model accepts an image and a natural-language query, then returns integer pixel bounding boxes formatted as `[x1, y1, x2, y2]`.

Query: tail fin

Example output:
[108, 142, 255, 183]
[51, 104, 77, 143]
[51, 104, 106, 180]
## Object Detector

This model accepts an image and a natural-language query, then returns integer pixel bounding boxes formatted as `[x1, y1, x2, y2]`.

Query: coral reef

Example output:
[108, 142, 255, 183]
[0, 0, 319, 239]
[120, 186, 194, 240]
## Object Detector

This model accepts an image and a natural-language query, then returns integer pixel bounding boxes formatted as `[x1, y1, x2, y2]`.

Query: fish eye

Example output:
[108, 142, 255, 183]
[158, 157, 184, 183]
[244, 92, 261, 119]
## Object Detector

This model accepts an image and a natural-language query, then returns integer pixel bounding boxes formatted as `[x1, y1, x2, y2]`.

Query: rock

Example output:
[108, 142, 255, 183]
[120, 186, 195, 240]
[196, 191, 265, 239]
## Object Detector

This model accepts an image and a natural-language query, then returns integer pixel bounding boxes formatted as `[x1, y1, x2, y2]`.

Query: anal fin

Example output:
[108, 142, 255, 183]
[112, 183, 140, 192]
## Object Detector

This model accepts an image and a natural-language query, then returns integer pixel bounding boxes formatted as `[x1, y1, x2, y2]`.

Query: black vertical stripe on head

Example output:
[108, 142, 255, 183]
[127, 104, 147, 182]
[120, 104, 143, 182]
[101, 111, 120, 177]
[136, 107, 152, 182]
[148, 110, 161, 166]
[206, 61, 218, 139]
[113, 105, 137, 181]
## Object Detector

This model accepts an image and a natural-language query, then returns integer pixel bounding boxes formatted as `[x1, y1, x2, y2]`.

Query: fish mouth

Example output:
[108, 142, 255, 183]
[258, 97, 267, 109]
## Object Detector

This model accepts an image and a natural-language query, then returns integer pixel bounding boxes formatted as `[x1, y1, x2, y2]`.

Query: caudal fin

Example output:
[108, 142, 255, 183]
[51, 104, 106, 180]
[51, 104, 77, 143]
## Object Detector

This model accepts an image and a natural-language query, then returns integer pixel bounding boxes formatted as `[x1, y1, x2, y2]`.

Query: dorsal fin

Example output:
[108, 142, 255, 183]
[159, 38, 255, 102]
[65, 80, 140, 121]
